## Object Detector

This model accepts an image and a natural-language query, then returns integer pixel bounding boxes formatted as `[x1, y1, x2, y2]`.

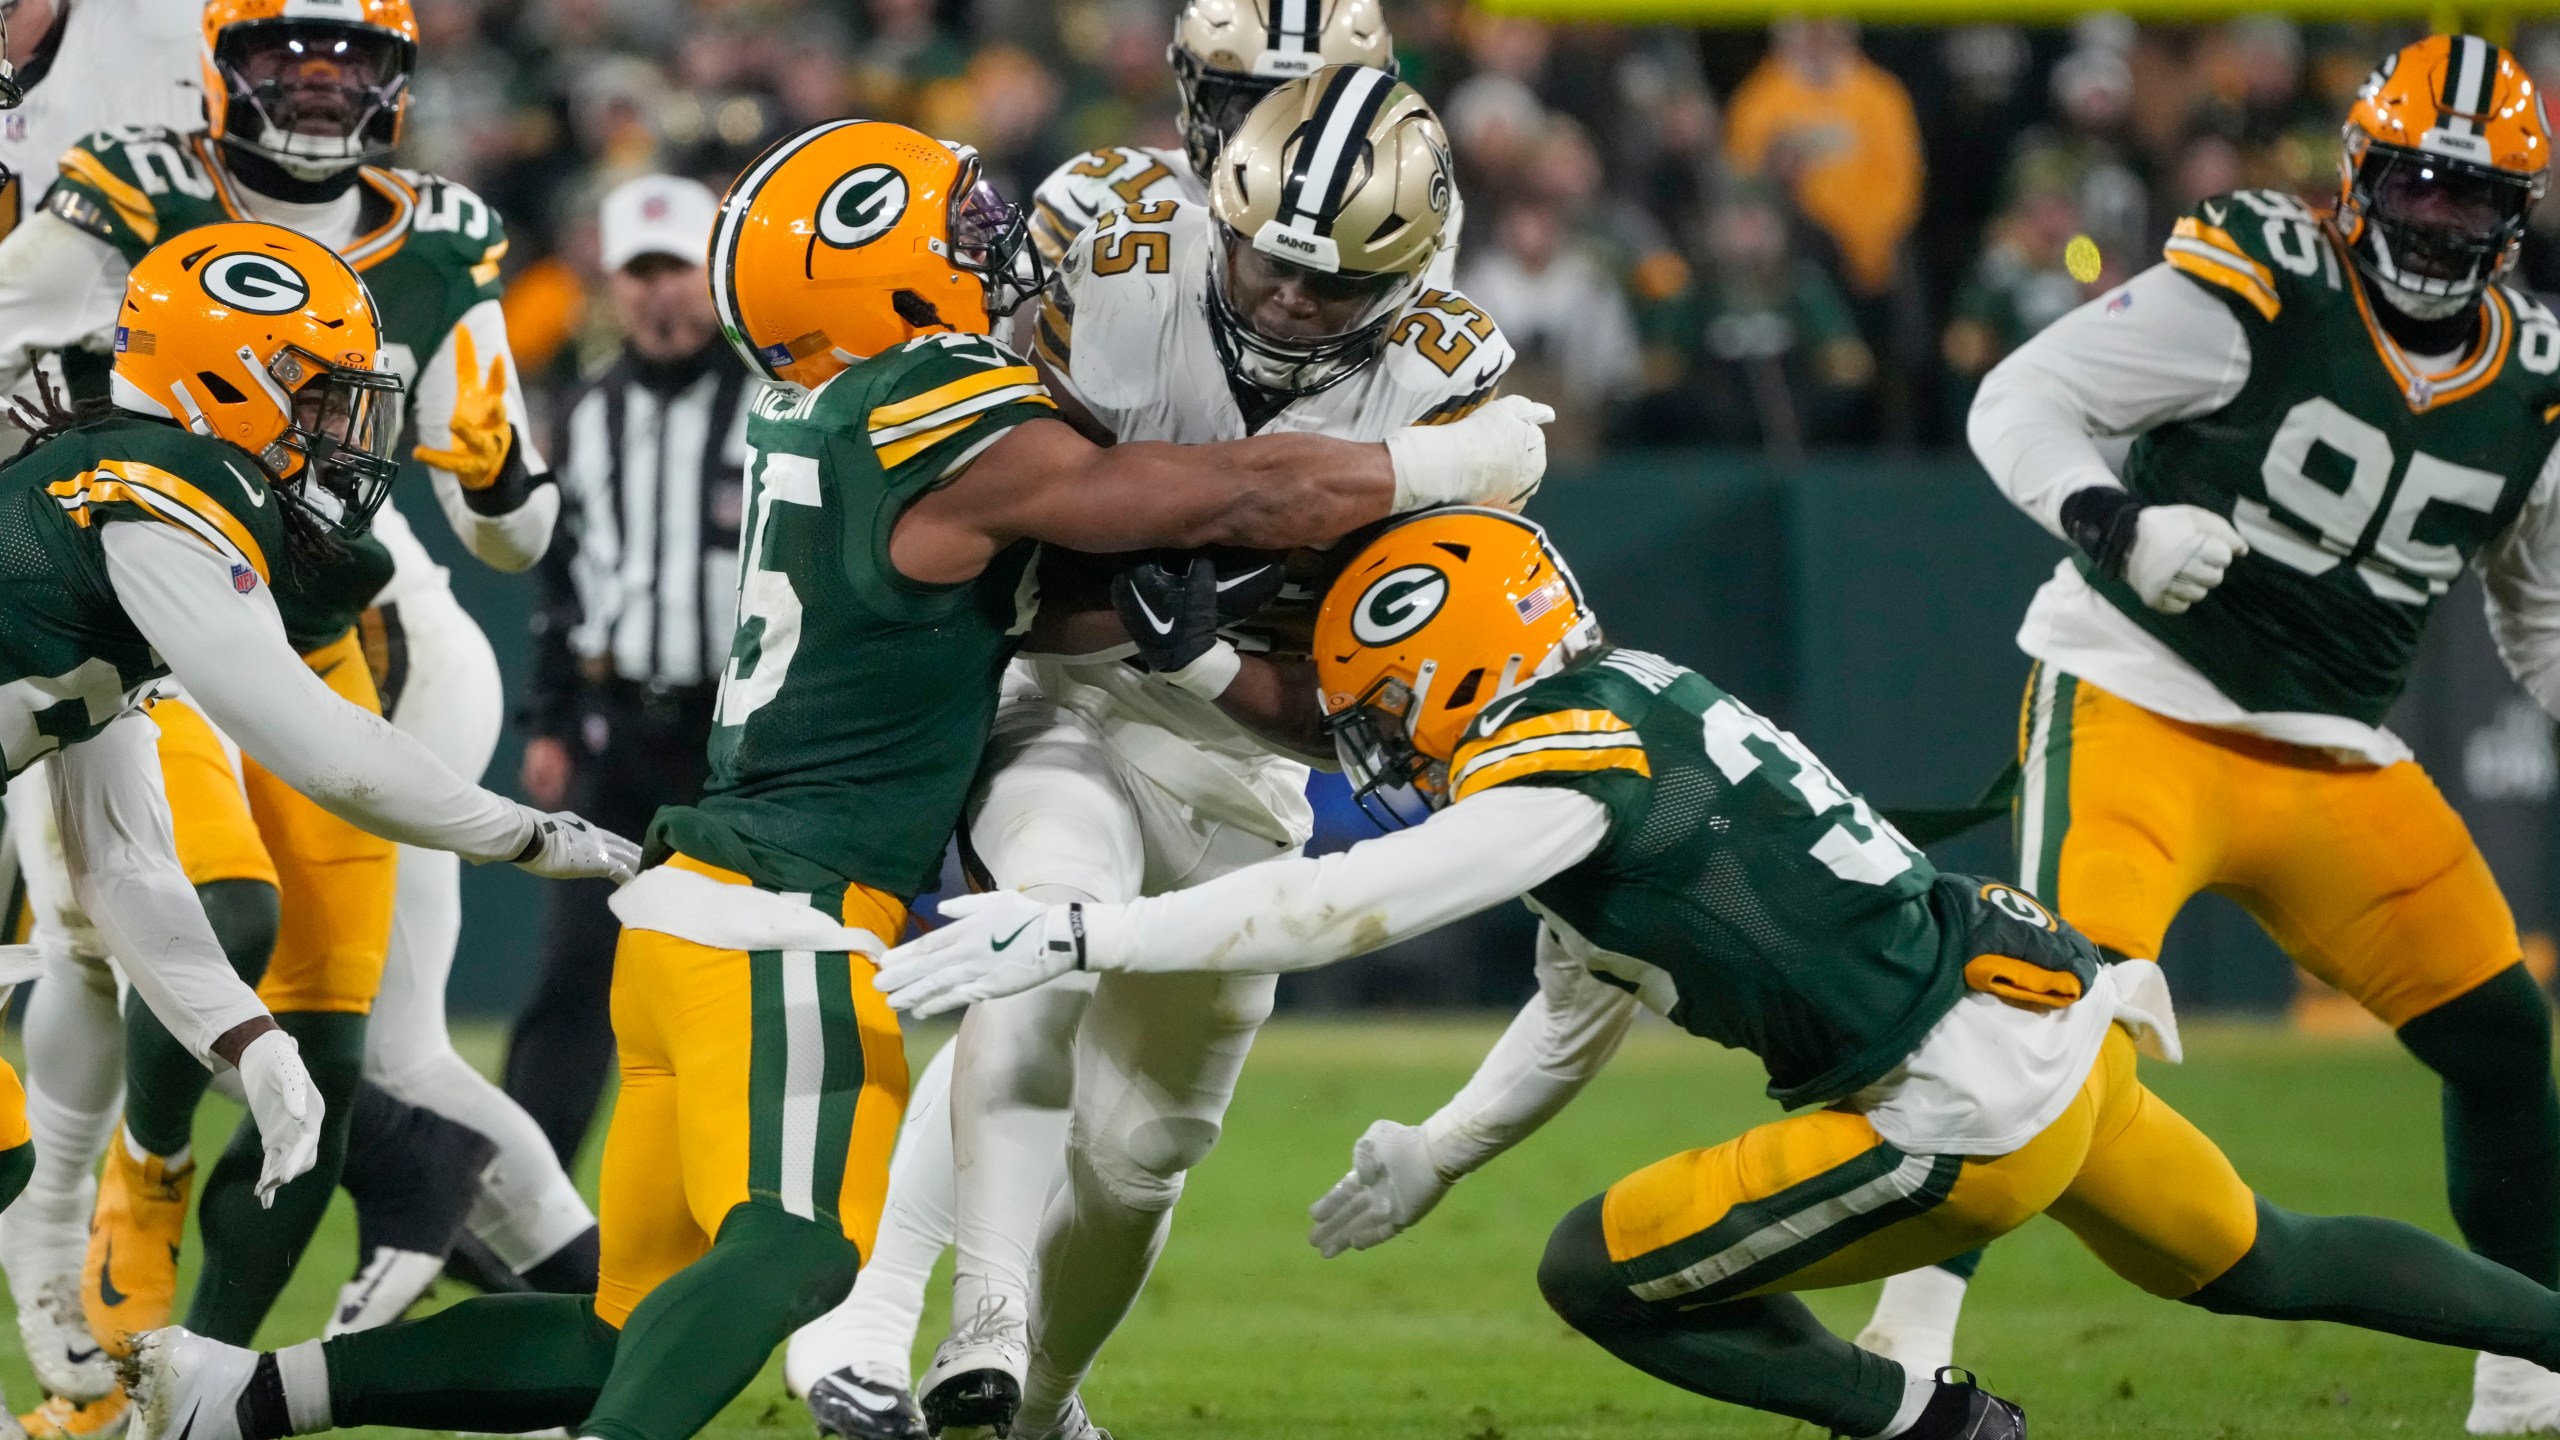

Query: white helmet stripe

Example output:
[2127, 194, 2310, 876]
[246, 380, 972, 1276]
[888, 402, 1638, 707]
[1266, 0, 1315, 54]
[711, 119, 860, 380]
[2443, 34, 2491, 134]
[1278, 65, 1393, 240]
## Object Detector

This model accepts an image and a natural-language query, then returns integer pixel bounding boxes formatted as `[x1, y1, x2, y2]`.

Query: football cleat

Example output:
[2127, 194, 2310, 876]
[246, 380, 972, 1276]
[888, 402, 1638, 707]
[918, 1297, 1026, 1440]
[804, 1366, 927, 1440]
[3, 1180, 116, 1402]
[1013, 1395, 1113, 1440]
[1923, 1369, 2025, 1439]
[19, 1391, 129, 1439]
[82, 1144, 192, 1360]
[121, 1329, 255, 1440]
[324, 1247, 446, 1337]
[2469, 1352, 2560, 1434]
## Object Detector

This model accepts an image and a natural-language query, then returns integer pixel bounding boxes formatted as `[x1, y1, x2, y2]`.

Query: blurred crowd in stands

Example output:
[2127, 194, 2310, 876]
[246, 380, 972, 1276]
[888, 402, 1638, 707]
[439, 0, 2543, 459]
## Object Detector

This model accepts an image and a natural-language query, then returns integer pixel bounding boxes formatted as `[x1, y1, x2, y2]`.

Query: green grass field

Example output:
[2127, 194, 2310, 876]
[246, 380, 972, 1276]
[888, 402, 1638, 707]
[0, 1016, 2500, 1438]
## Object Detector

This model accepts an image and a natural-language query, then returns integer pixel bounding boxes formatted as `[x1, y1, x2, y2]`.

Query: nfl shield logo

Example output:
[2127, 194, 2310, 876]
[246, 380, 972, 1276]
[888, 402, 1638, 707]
[4, 115, 25, 143]
[230, 563, 256, 594]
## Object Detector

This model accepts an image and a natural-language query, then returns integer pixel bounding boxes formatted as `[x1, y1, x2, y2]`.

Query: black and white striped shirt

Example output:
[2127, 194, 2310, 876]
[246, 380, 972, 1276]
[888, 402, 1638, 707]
[527, 344, 756, 736]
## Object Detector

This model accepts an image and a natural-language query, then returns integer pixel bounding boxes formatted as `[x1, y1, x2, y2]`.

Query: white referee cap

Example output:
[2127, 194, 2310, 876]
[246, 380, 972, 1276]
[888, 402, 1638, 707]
[600, 174, 720, 273]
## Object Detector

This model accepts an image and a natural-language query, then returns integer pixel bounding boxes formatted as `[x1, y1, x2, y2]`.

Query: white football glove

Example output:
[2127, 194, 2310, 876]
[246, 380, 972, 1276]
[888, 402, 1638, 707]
[2124, 504, 2249, 615]
[875, 891, 1078, 1018]
[510, 808, 640, 885]
[1383, 395, 1554, 513]
[1308, 1119, 1458, 1258]
[235, 1028, 320, 1207]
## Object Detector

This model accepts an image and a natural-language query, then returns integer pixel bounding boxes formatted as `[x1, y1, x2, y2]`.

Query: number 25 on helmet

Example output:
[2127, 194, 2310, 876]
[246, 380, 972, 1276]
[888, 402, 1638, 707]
[112, 221, 405, 537]
[1315, 508, 1601, 829]
[712, 119, 1049, 389]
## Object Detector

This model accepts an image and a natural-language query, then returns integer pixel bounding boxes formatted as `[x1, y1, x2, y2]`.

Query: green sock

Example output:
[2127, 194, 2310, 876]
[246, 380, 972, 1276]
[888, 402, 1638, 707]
[184, 1010, 363, 1344]
[2189, 1196, 2560, 1366]
[2396, 964, 2560, 1285]
[581, 1203, 857, 1440]
[124, 879, 277, 1157]
[0, 1140, 33, 1213]
[1934, 1247, 1986, 1282]
[321, 1293, 618, 1433]
[1536, 1196, 1907, 1436]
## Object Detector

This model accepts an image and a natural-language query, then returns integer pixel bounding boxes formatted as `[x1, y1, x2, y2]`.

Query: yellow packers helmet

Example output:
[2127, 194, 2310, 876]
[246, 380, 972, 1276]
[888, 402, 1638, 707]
[203, 0, 420, 182]
[1208, 65, 1452, 399]
[712, 119, 1047, 389]
[1315, 508, 1600, 827]
[2339, 33, 2551, 318]
[112, 222, 405, 536]
[1172, 0, 1395, 178]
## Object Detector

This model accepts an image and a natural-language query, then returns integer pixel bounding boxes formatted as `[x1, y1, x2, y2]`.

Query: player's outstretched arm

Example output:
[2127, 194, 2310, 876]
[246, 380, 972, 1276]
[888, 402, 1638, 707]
[889, 396, 1552, 584]
[46, 712, 324, 1202]
[414, 303, 559, 572]
[100, 522, 636, 883]
[875, 784, 1610, 1017]
[1309, 925, 1640, 1257]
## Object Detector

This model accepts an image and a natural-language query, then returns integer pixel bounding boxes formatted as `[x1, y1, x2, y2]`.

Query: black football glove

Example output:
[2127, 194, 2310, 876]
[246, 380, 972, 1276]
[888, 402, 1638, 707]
[1198, 546, 1288, 625]
[1113, 555, 1222, 675]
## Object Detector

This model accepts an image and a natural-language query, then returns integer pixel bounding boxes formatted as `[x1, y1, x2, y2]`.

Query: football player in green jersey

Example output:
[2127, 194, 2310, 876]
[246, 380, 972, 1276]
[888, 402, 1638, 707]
[1858, 35, 2560, 1429]
[0, 217, 631, 1300]
[879, 507, 2560, 1440]
[124, 119, 1548, 1440]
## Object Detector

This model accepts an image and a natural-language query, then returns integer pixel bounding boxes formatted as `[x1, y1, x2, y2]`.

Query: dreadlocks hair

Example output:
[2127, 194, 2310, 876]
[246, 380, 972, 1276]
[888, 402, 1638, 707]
[5, 368, 112, 460]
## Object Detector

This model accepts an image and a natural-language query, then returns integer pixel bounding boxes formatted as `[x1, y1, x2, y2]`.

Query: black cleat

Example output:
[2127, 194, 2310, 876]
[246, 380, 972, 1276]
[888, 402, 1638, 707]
[1931, 1368, 2026, 1438]
[920, 1366, 1020, 1439]
[806, 1366, 928, 1440]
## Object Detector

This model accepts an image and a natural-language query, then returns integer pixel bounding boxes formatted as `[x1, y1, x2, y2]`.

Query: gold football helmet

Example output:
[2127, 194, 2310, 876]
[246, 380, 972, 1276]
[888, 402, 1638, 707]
[1207, 65, 1453, 399]
[1171, 0, 1394, 178]
[203, 0, 420, 181]
[1314, 508, 1600, 827]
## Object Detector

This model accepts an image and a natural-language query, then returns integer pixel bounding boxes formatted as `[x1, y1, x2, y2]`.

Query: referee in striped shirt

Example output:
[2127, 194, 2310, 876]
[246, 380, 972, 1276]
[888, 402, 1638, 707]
[508, 174, 757, 1163]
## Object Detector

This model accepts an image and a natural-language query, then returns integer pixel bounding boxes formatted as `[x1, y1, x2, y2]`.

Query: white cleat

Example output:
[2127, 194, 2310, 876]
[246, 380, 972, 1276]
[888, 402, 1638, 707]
[917, 1297, 1027, 1440]
[1853, 1266, 1965, 1381]
[1015, 1395, 1113, 1440]
[2471, 1353, 2560, 1434]
[2, 1184, 115, 1402]
[324, 1248, 446, 1337]
[123, 1328, 255, 1440]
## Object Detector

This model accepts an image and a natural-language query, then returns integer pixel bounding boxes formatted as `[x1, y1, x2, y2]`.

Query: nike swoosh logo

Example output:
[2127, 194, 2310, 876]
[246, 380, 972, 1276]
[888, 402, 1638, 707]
[227, 463, 266, 508]
[1215, 565, 1276, 592]
[847, 1385, 899, 1413]
[63, 1343, 99, 1364]
[1128, 589, 1176, 636]
[989, 919, 1037, 952]
[1474, 693, 1534, 737]
[97, 1241, 127, 1309]
[2202, 201, 2227, 226]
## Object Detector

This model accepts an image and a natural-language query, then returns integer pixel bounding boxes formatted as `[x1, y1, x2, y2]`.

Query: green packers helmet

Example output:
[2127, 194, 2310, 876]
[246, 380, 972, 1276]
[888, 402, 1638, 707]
[1207, 65, 1453, 400]
[1171, 0, 1395, 179]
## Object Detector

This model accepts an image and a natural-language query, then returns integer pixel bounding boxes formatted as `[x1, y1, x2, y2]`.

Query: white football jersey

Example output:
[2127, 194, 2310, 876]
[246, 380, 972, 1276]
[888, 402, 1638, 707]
[0, 0, 202, 232]
[1025, 197, 1511, 843]
[1027, 142, 1460, 287]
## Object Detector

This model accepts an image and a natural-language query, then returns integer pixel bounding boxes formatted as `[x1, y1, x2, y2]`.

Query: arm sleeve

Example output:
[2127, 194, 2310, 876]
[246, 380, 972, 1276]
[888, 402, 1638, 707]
[1083, 786, 1611, 975]
[420, 299, 559, 572]
[47, 710, 270, 1065]
[102, 522, 535, 862]
[0, 212, 128, 403]
[1967, 263, 2253, 541]
[1416, 921, 1642, 1178]
[2482, 441, 2560, 719]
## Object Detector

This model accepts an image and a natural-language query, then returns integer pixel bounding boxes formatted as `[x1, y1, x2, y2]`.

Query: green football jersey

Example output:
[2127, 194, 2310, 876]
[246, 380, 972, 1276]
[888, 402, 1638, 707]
[49, 127, 505, 650]
[1455, 647, 2098, 1108]
[649, 334, 1057, 904]
[0, 414, 287, 777]
[2101, 189, 2560, 723]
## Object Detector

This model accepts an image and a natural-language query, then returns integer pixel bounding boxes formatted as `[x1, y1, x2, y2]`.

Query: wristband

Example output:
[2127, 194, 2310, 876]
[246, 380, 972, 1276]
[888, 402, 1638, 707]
[2059, 486, 2145, 578]
[1162, 639, 1242, 699]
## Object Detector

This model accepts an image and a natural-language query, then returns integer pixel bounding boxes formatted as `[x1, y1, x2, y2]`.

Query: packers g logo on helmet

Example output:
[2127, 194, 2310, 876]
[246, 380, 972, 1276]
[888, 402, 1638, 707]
[817, 165, 910, 249]
[1351, 565, 1448, 645]
[200, 253, 312, 315]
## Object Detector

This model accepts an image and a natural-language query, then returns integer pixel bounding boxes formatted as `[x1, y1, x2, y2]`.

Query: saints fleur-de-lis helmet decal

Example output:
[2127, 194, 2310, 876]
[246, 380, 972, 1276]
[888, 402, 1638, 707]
[711, 119, 1049, 390]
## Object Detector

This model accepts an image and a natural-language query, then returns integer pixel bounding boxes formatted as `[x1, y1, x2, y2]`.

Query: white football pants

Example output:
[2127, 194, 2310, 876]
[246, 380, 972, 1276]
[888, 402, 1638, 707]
[361, 585, 594, 1272]
[788, 696, 1293, 1424]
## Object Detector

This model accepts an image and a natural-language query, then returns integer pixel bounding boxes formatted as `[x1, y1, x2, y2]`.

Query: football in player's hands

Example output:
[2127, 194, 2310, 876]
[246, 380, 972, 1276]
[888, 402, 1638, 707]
[2125, 505, 2249, 615]
[1307, 1119, 1456, 1258]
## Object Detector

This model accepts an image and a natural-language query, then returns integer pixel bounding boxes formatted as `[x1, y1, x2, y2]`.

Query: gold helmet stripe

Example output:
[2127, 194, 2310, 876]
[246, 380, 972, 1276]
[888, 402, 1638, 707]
[1275, 64, 1395, 250]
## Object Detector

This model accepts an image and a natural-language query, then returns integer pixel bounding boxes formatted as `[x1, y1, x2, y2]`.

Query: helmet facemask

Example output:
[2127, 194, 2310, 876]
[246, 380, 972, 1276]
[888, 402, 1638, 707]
[945, 148, 1050, 321]
[1325, 665, 1448, 829]
[1173, 50, 1286, 178]
[2344, 138, 2542, 320]
[254, 345, 404, 539]
[1207, 220, 1420, 400]
[214, 18, 414, 181]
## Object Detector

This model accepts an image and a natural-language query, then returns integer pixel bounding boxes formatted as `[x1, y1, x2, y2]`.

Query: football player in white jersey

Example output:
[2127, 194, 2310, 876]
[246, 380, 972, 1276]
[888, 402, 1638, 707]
[0, 2, 596, 1420]
[0, 0, 201, 237]
[790, 65, 1498, 1440]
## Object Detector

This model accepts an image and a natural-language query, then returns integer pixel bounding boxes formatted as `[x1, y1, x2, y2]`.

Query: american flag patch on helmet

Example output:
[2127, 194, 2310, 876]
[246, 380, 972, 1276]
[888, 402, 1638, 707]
[1514, 579, 1566, 624]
